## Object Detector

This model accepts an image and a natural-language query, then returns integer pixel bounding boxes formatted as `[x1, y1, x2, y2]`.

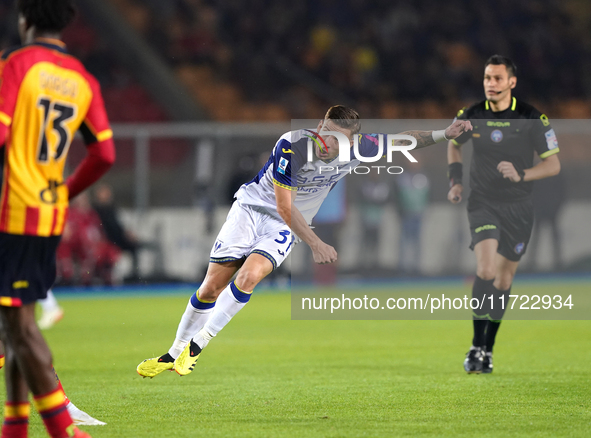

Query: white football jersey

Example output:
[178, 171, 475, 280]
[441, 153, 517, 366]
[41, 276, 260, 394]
[235, 129, 382, 224]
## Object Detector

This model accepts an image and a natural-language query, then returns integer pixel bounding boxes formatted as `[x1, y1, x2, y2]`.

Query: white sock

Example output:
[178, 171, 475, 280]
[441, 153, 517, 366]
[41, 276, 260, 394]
[39, 290, 59, 313]
[193, 282, 251, 349]
[168, 295, 213, 359]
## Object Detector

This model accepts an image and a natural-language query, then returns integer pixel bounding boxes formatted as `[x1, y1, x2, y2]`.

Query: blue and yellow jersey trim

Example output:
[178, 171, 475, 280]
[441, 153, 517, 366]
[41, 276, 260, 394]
[230, 280, 253, 303]
[190, 289, 216, 310]
[272, 178, 297, 191]
[210, 256, 244, 264]
[250, 249, 278, 271]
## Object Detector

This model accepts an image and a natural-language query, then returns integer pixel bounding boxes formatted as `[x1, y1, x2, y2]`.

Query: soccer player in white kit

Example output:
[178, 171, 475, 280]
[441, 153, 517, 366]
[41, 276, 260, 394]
[137, 106, 472, 377]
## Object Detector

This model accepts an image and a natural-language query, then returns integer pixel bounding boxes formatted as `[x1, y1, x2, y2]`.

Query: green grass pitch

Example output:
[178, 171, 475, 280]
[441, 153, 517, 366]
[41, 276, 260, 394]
[9, 283, 591, 437]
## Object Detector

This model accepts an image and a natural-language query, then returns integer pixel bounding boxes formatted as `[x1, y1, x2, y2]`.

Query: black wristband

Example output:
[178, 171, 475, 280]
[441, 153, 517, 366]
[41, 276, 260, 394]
[448, 162, 463, 187]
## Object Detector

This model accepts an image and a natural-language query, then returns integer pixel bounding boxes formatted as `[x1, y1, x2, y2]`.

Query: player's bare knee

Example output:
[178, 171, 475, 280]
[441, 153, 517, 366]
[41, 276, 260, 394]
[198, 286, 224, 303]
[8, 323, 45, 356]
[17, 321, 41, 343]
[476, 265, 496, 281]
[200, 274, 232, 300]
[0, 315, 8, 342]
[0, 327, 7, 345]
[235, 268, 265, 291]
[0, 321, 27, 347]
[495, 275, 514, 291]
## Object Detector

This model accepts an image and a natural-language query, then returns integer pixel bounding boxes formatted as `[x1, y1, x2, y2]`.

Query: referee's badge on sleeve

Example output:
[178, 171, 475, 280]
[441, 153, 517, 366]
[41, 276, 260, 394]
[544, 129, 558, 150]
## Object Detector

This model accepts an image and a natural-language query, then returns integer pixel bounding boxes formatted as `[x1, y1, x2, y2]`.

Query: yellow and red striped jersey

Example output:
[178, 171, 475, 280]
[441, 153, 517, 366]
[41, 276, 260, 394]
[0, 38, 112, 236]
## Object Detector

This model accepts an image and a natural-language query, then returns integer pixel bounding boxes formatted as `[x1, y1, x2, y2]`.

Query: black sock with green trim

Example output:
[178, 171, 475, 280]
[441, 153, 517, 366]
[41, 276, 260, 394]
[486, 286, 511, 352]
[485, 321, 501, 353]
[472, 276, 494, 348]
[473, 319, 488, 349]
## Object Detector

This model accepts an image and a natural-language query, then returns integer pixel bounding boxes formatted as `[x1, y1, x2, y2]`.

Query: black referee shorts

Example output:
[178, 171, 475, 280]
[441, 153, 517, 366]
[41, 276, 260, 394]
[467, 196, 534, 262]
[0, 233, 61, 307]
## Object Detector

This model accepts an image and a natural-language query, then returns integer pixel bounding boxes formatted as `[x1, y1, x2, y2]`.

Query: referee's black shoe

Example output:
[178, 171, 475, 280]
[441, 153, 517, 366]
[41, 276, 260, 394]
[482, 351, 493, 374]
[464, 346, 484, 374]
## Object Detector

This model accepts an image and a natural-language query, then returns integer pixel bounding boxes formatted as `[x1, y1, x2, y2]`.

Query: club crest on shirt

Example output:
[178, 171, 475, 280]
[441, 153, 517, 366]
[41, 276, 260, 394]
[491, 129, 503, 143]
[514, 242, 525, 254]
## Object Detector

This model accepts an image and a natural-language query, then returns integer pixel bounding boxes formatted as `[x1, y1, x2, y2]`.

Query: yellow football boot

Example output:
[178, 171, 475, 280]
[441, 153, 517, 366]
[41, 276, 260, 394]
[173, 341, 202, 376]
[137, 354, 174, 378]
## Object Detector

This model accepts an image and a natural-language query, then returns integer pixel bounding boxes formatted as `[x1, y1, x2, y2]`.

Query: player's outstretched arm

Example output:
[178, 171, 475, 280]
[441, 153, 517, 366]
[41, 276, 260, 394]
[398, 120, 473, 149]
[274, 184, 337, 264]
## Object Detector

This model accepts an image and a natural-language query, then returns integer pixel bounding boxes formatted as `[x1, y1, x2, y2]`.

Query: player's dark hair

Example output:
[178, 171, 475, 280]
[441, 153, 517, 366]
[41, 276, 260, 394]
[325, 105, 361, 134]
[485, 55, 517, 77]
[17, 0, 76, 33]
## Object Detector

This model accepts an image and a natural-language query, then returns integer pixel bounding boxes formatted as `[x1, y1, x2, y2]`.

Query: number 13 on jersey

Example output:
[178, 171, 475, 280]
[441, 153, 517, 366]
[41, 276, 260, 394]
[36, 96, 77, 164]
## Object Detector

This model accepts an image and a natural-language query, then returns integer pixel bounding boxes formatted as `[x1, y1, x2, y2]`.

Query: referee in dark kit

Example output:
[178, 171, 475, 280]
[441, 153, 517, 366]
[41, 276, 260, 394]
[447, 55, 561, 374]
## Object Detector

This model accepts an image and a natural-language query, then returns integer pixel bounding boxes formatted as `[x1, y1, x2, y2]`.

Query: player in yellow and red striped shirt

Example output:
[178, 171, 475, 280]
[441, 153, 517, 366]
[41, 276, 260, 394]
[0, 1, 115, 437]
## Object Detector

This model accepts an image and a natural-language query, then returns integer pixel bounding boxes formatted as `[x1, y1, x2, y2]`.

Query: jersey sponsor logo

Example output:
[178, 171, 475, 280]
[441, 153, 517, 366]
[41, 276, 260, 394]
[544, 129, 558, 150]
[486, 121, 510, 127]
[490, 130, 503, 143]
[297, 172, 341, 187]
[278, 157, 289, 175]
[282, 148, 294, 154]
[514, 242, 525, 254]
[39, 180, 62, 204]
[475, 224, 497, 233]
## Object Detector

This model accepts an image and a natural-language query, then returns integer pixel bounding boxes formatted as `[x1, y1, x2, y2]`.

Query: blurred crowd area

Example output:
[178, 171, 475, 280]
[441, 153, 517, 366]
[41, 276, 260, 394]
[52, 183, 158, 286]
[2, 0, 591, 121]
[86, 0, 591, 119]
[0, 0, 168, 122]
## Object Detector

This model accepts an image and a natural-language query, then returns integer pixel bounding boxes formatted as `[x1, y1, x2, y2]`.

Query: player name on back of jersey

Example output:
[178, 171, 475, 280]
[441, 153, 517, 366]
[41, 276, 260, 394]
[39, 70, 79, 99]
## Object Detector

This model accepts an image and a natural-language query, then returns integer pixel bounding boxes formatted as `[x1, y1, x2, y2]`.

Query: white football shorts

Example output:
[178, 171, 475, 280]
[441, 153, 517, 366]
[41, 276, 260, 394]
[209, 201, 294, 270]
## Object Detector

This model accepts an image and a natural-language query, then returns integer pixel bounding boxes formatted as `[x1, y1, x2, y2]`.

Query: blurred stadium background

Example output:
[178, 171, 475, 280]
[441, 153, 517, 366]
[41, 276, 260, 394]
[2, 0, 591, 284]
